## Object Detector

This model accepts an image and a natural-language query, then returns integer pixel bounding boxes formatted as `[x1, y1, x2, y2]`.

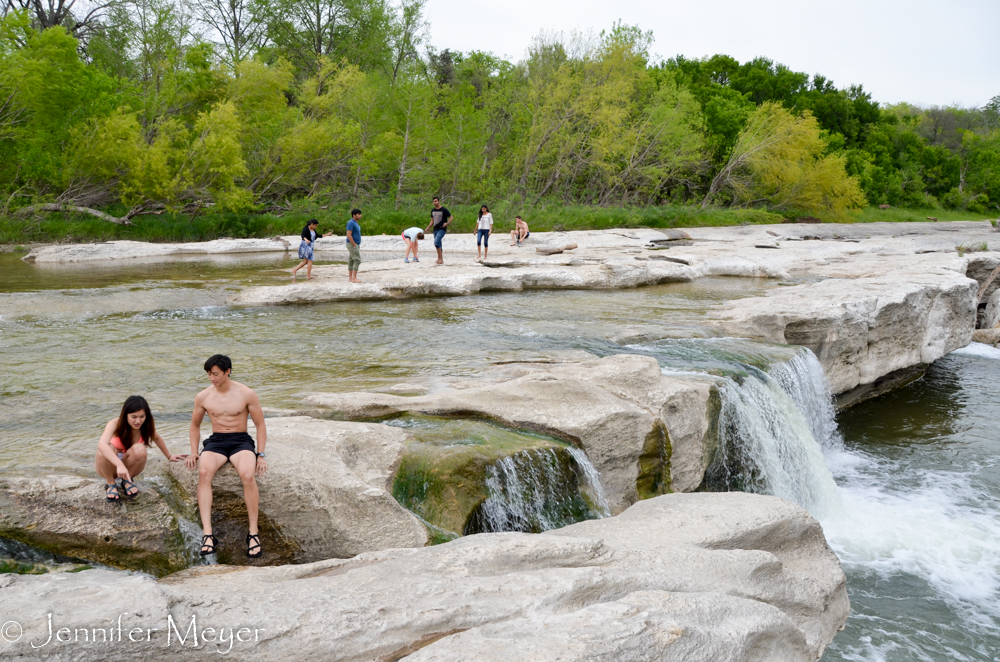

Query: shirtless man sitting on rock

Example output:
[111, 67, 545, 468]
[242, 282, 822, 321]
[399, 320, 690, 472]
[185, 354, 268, 559]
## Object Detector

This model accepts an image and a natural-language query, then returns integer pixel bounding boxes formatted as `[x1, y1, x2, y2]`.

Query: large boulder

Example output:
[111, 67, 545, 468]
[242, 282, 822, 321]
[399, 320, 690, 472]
[0, 474, 189, 576]
[166, 417, 428, 564]
[0, 493, 849, 662]
[306, 355, 720, 510]
[716, 271, 978, 394]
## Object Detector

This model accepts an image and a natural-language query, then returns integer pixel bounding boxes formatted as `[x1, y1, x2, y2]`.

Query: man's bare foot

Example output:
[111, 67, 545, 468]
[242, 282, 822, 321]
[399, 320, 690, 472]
[307, 276, 316, 280]
[436, 260, 444, 264]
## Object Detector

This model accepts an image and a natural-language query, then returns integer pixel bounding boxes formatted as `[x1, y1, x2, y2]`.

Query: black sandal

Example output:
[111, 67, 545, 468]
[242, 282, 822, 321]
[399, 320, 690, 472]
[120, 479, 139, 498]
[105, 484, 121, 502]
[247, 533, 262, 558]
[200, 534, 216, 556]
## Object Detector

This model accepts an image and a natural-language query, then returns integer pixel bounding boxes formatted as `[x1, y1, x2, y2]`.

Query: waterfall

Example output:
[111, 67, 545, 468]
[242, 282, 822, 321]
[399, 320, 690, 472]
[768, 350, 842, 449]
[466, 447, 610, 535]
[704, 348, 842, 517]
[567, 447, 611, 516]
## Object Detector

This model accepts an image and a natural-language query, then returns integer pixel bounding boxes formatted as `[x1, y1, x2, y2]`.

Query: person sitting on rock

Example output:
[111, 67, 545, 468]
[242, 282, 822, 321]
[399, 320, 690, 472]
[185, 355, 268, 559]
[96, 395, 185, 502]
[510, 216, 530, 246]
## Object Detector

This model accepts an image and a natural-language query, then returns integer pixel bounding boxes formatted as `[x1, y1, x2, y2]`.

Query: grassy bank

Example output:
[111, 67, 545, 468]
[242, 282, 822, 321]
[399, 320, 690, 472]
[0, 201, 994, 245]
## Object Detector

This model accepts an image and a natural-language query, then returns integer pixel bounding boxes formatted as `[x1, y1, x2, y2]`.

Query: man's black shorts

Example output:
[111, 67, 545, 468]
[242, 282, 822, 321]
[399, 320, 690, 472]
[202, 432, 256, 459]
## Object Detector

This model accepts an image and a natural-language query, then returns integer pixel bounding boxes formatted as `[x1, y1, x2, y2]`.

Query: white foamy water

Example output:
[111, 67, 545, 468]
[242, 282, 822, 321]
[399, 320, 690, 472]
[710, 344, 1000, 661]
[948, 340, 1000, 360]
[672, 341, 999, 659]
[706, 349, 842, 517]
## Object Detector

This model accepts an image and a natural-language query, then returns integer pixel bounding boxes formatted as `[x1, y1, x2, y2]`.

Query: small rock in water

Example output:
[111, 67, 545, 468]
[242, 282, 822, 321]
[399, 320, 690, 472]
[755, 242, 780, 249]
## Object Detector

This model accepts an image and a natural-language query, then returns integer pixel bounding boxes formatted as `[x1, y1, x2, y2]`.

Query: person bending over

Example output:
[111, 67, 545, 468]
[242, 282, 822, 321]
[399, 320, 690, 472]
[96, 395, 185, 501]
[402, 226, 424, 262]
[185, 355, 268, 558]
[510, 216, 530, 246]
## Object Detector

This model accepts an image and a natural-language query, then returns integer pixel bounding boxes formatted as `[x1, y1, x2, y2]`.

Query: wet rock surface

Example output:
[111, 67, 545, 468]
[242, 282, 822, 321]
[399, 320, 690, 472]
[0, 493, 848, 662]
[0, 474, 189, 576]
[306, 355, 718, 512]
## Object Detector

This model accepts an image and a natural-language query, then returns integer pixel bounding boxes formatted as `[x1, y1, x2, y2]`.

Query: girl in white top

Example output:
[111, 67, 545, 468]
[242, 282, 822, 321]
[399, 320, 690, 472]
[402, 226, 424, 263]
[474, 205, 493, 260]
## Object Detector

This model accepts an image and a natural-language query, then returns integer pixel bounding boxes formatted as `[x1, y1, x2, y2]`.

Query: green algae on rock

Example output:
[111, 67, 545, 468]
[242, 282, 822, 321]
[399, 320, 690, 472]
[388, 416, 609, 538]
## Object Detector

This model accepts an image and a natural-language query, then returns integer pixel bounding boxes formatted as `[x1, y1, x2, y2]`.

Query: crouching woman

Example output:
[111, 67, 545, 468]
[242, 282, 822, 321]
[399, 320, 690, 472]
[95, 395, 185, 501]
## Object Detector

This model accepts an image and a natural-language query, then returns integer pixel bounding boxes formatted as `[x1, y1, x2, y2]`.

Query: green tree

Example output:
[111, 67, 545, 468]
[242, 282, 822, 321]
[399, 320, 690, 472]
[703, 102, 865, 219]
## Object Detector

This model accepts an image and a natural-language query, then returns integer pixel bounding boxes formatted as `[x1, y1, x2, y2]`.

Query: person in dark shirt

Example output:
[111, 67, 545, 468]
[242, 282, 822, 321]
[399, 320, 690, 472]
[346, 208, 362, 283]
[424, 196, 452, 265]
[291, 219, 333, 281]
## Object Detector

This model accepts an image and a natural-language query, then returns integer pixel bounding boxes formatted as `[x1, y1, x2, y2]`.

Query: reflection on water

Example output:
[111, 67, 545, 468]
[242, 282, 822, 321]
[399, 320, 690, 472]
[0, 253, 773, 476]
[823, 347, 1000, 662]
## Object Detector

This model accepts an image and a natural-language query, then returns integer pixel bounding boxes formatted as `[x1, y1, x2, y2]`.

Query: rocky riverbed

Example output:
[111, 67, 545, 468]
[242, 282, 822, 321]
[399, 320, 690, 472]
[5, 221, 999, 660]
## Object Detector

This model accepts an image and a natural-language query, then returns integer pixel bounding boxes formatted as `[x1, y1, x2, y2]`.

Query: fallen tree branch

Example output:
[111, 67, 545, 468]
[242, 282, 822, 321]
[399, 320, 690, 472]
[15, 203, 134, 225]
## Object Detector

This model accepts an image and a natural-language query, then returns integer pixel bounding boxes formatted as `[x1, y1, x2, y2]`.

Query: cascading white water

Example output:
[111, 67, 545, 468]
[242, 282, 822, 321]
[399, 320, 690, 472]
[707, 348, 842, 517]
[698, 342, 1000, 660]
[567, 447, 611, 516]
[769, 350, 843, 449]
[472, 447, 610, 534]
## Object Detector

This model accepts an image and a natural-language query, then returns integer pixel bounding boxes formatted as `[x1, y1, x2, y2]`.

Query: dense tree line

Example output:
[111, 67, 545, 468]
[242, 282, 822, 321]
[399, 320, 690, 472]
[0, 0, 998, 224]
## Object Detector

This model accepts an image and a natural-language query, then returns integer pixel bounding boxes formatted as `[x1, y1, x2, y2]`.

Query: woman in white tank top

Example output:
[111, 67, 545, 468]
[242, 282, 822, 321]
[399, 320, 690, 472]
[475, 205, 493, 260]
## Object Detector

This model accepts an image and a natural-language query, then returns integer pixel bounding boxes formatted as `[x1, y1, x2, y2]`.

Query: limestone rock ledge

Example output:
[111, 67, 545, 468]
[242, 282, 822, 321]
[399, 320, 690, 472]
[0, 418, 427, 574]
[0, 493, 849, 662]
[0, 474, 188, 576]
[716, 270, 978, 394]
[306, 355, 720, 512]
[166, 417, 428, 562]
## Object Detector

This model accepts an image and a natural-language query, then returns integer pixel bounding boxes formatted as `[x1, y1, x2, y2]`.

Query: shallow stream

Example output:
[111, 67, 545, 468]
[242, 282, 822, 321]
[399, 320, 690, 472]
[1, 252, 998, 660]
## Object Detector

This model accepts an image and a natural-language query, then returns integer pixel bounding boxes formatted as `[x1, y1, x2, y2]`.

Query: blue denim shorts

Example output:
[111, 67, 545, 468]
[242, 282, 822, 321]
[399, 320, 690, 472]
[433, 229, 446, 248]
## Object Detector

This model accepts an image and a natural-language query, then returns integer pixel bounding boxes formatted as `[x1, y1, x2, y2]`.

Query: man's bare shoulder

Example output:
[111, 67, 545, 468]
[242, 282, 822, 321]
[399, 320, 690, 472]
[232, 381, 259, 400]
[194, 386, 215, 402]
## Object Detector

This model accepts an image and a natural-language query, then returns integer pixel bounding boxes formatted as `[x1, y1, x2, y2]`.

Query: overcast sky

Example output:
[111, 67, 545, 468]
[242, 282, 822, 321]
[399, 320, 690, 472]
[423, 0, 1000, 108]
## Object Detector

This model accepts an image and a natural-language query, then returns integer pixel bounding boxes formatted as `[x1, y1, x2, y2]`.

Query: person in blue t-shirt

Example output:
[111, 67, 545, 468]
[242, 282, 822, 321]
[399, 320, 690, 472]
[346, 208, 363, 283]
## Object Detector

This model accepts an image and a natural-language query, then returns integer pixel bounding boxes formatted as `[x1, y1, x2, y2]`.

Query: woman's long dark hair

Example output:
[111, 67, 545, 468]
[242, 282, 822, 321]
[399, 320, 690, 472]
[478, 205, 489, 221]
[113, 396, 155, 450]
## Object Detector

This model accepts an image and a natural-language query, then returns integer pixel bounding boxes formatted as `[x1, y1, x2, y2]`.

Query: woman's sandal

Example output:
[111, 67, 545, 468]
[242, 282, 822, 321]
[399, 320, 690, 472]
[105, 484, 121, 502]
[247, 533, 262, 559]
[200, 534, 216, 556]
[120, 479, 139, 498]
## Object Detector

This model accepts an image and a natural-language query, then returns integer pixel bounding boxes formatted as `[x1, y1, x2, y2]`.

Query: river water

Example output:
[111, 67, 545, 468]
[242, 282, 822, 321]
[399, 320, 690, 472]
[1, 252, 998, 660]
